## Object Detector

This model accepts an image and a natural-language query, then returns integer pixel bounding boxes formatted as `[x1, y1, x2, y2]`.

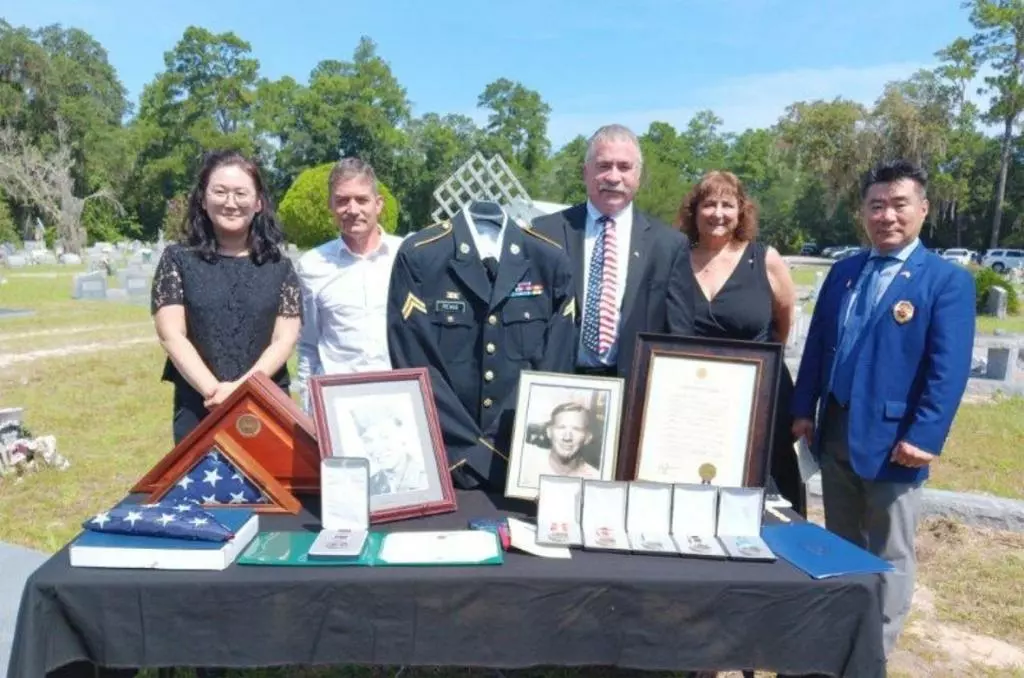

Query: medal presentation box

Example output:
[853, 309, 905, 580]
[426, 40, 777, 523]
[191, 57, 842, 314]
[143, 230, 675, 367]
[671, 483, 728, 559]
[535, 474, 584, 547]
[625, 481, 676, 555]
[309, 457, 371, 560]
[581, 480, 631, 552]
[716, 486, 776, 562]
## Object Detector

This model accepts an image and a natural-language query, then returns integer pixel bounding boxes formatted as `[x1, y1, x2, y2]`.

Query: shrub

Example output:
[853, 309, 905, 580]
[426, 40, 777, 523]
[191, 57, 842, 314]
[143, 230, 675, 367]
[277, 163, 399, 249]
[974, 266, 1020, 315]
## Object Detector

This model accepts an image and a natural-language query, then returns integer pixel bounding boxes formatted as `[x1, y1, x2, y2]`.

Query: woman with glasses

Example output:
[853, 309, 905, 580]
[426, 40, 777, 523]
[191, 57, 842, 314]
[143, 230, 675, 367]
[151, 149, 302, 444]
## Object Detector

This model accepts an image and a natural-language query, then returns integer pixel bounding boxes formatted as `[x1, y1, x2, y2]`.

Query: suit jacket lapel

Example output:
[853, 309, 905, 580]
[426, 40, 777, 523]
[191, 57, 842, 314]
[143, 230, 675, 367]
[447, 212, 491, 303]
[620, 209, 651, 316]
[866, 243, 926, 334]
[564, 204, 587, 322]
[489, 224, 530, 311]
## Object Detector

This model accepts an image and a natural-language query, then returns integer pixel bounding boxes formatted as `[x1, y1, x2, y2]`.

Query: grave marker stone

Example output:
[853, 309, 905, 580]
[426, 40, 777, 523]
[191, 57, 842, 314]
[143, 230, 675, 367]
[985, 286, 1008, 320]
[72, 271, 107, 300]
[123, 270, 151, 298]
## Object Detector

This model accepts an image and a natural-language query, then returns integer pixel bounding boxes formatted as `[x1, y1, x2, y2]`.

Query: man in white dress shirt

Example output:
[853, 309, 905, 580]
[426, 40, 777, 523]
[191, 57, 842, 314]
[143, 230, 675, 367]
[295, 158, 403, 411]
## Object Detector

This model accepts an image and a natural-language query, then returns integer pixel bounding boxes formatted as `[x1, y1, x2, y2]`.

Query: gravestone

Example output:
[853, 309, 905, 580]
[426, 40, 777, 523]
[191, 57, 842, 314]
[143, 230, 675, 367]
[72, 271, 107, 300]
[5, 255, 26, 268]
[59, 253, 81, 266]
[123, 270, 151, 298]
[985, 286, 1008, 319]
[985, 344, 1018, 382]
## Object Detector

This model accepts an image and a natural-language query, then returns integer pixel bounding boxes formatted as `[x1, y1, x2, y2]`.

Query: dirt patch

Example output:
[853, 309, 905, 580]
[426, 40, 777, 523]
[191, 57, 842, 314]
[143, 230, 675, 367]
[0, 322, 151, 342]
[0, 336, 155, 368]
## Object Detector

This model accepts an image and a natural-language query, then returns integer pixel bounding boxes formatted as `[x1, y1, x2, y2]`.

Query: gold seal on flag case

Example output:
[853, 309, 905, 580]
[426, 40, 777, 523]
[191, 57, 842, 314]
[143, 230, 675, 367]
[893, 300, 914, 324]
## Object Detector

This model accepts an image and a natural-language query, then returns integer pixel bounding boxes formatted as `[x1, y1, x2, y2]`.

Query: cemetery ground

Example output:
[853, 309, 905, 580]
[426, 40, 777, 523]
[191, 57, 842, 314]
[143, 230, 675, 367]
[1, 265, 1022, 678]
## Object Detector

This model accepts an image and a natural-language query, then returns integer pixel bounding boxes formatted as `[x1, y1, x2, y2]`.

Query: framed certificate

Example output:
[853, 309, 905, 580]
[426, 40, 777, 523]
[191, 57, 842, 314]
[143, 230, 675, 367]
[619, 333, 783, 488]
[310, 368, 456, 524]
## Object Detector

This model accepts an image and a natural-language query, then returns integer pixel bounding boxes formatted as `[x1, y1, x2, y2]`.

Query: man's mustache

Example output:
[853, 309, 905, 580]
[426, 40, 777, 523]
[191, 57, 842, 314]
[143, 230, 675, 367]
[599, 185, 627, 194]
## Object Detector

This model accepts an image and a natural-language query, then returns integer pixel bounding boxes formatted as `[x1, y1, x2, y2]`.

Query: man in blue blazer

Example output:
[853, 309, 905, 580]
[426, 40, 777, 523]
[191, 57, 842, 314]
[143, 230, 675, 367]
[791, 159, 975, 657]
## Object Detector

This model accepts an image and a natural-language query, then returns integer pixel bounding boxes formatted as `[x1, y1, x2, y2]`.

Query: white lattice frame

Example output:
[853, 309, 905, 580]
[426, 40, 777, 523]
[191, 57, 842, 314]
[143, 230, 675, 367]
[431, 152, 531, 222]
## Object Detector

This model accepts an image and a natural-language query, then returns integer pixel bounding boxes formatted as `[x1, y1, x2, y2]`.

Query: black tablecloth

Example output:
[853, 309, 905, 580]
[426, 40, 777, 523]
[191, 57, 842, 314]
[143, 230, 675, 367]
[7, 490, 885, 678]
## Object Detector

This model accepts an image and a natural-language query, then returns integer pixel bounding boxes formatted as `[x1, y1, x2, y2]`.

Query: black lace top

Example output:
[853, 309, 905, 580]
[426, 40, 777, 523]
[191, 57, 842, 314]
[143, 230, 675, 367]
[150, 244, 302, 397]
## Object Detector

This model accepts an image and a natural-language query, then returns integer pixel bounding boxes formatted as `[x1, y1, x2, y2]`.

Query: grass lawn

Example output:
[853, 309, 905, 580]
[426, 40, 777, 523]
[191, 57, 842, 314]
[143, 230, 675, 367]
[3, 266, 1023, 677]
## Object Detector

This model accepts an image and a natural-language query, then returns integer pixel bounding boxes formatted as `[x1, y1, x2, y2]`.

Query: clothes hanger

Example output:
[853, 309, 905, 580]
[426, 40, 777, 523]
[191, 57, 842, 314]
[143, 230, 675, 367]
[466, 200, 507, 231]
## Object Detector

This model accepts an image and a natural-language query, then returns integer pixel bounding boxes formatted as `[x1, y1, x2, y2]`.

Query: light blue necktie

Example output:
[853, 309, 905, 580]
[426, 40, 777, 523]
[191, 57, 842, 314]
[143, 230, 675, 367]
[829, 256, 893, 406]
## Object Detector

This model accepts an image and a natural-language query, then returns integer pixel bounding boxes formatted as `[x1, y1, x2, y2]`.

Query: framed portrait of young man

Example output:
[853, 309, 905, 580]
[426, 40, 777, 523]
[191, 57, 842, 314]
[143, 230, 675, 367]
[504, 371, 625, 501]
[309, 368, 456, 523]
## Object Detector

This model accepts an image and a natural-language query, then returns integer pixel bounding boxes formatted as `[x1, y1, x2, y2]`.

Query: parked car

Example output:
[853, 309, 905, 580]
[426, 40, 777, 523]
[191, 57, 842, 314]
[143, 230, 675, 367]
[981, 249, 1024, 272]
[799, 243, 819, 256]
[941, 248, 973, 266]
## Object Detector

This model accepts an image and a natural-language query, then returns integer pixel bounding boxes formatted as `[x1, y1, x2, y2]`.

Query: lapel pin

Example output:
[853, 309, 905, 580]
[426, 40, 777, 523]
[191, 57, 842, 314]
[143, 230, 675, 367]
[846, 279, 853, 289]
[893, 300, 915, 324]
[633, 251, 640, 258]
[900, 271, 911, 278]
[459, 242, 470, 254]
[510, 243, 520, 255]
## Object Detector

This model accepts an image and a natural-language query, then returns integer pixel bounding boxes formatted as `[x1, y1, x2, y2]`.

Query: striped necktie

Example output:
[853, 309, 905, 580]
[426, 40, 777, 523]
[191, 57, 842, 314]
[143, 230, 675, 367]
[582, 216, 619, 356]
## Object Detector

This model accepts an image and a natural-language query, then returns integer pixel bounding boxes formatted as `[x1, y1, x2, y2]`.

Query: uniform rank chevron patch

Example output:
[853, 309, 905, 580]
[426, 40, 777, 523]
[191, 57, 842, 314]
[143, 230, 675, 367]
[402, 292, 427, 320]
[562, 297, 576, 321]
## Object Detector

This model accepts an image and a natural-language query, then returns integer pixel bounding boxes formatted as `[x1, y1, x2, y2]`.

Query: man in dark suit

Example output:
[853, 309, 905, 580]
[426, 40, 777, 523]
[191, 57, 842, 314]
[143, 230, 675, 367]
[531, 124, 694, 381]
[791, 159, 975, 658]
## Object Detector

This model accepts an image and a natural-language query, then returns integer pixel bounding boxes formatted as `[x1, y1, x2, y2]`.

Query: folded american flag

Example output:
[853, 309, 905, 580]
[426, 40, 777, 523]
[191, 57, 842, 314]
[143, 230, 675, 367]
[161, 449, 270, 506]
[82, 502, 234, 542]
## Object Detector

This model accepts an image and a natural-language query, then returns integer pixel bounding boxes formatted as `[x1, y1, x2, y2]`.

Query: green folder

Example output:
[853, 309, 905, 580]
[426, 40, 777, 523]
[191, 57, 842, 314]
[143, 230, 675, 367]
[237, 531, 382, 567]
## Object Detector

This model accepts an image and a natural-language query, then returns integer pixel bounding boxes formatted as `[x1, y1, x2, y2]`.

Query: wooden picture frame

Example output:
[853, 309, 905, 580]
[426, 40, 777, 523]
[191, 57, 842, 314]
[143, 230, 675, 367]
[309, 368, 456, 524]
[134, 372, 321, 494]
[504, 370, 625, 501]
[619, 333, 783, 488]
[142, 431, 301, 514]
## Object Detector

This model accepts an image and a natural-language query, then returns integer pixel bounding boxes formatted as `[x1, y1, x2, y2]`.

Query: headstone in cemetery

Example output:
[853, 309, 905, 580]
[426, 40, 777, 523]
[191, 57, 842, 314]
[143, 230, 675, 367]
[123, 270, 151, 298]
[72, 271, 107, 300]
[5, 254, 27, 268]
[985, 344, 1018, 382]
[60, 253, 82, 265]
[985, 286, 1008, 319]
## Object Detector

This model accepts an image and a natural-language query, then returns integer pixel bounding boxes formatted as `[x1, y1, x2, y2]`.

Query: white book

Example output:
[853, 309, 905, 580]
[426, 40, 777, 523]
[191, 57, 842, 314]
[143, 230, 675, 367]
[69, 510, 259, 571]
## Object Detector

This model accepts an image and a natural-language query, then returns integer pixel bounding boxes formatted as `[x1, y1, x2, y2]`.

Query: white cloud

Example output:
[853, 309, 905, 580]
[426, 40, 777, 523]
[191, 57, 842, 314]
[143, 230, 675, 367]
[546, 61, 938, 148]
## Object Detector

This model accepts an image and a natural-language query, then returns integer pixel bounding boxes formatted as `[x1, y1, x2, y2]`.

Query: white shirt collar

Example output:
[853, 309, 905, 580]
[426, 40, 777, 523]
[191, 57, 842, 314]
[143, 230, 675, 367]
[585, 200, 633, 225]
[337, 227, 394, 259]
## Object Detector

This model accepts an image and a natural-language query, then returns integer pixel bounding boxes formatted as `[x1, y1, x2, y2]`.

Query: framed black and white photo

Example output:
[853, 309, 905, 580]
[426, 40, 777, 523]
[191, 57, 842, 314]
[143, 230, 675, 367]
[309, 368, 456, 523]
[504, 370, 625, 501]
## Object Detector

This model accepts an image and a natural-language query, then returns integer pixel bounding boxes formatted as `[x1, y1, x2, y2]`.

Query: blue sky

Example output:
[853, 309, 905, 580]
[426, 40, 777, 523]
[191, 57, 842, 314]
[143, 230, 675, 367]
[6, 0, 976, 148]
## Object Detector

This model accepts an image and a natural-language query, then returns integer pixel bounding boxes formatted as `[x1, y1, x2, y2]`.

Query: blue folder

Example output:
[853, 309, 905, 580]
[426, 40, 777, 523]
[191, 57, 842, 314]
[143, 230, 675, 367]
[762, 522, 895, 579]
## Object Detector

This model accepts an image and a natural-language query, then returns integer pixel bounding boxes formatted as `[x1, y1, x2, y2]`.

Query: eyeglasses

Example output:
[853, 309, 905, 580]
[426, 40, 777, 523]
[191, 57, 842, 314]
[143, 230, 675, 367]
[206, 189, 255, 206]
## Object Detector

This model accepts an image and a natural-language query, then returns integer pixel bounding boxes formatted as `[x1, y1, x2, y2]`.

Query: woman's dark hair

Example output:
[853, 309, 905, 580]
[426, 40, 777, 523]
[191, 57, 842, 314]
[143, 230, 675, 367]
[184, 150, 284, 264]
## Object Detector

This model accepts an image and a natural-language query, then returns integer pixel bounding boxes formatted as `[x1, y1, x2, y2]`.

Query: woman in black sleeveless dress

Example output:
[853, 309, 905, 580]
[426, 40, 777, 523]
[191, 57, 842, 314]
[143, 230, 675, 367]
[677, 171, 805, 516]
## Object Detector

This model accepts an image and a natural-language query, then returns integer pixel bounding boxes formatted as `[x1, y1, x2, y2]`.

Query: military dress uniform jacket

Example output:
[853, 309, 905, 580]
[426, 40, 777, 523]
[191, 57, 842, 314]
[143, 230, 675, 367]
[386, 211, 577, 490]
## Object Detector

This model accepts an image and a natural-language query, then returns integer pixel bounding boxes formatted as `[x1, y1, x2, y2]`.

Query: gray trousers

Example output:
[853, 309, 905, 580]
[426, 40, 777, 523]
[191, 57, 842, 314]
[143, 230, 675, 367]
[819, 398, 922, 657]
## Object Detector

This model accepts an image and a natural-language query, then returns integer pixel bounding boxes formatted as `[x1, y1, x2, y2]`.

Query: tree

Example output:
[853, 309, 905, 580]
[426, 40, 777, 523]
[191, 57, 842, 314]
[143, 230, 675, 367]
[962, 0, 1024, 248]
[0, 121, 121, 253]
[277, 162, 399, 248]
[477, 78, 551, 192]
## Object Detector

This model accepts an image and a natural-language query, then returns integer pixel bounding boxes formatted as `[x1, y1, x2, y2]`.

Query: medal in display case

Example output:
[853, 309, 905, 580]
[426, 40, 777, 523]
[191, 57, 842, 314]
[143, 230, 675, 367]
[535, 474, 584, 547]
[625, 481, 676, 555]
[581, 480, 630, 552]
[309, 457, 371, 560]
[670, 483, 728, 559]
[716, 486, 776, 562]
